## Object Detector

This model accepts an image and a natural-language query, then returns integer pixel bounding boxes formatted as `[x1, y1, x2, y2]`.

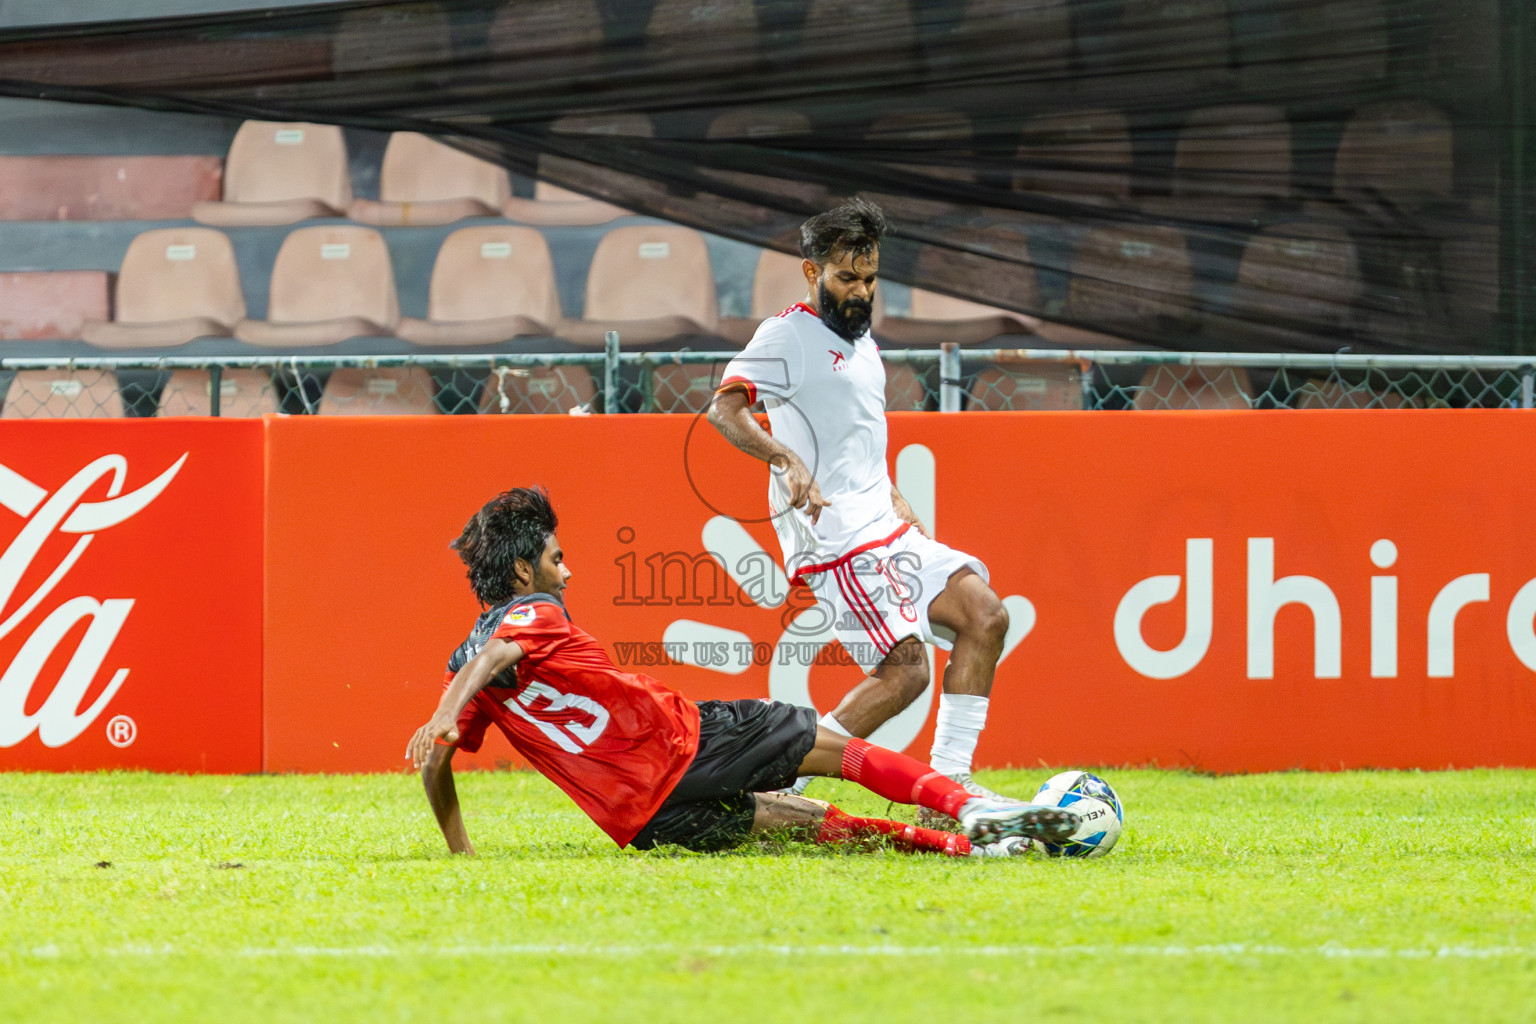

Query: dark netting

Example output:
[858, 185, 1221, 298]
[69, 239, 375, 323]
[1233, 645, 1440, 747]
[0, 0, 1528, 354]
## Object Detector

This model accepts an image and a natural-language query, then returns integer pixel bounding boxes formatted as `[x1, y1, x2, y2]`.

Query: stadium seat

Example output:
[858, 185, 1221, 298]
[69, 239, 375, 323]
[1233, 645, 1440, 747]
[647, 0, 756, 36]
[480, 366, 597, 414]
[966, 360, 1086, 411]
[317, 368, 438, 415]
[1016, 111, 1133, 202]
[505, 114, 651, 225]
[955, 0, 1071, 75]
[396, 226, 562, 346]
[651, 360, 729, 414]
[234, 226, 399, 347]
[503, 180, 630, 226]
[884, 362, 930, 411]
[1118, 0, 1232, 75]
[1132, 365, 1253, 410]
[720, 249, 888, 345]
[81, 228, 245, 348]
[1140, 105, 1292, 222]
[2, 370, 123, 419]
[156, 369, 279, 417]
[1292, 378, 1408, 410]
[192, 121, 351, 227]
[805, 0, 915, 52]
[864, 110, 974, 221]
[1066, 226, 1196, 337]
[0, 271, 109, 340]
[333, 3, 453, 74]
[1226, 222, 1362, 337]
[700, 108, 830, 211]
[1235, 0, 1386, 93]
[488, 0, 603, 53]
[0, 156, 222, 221]
[348, 132, 511, 226]
[567, 225, 720, 346]
[1333, 101, 1455, 209]
[877, 289, 1036, 347]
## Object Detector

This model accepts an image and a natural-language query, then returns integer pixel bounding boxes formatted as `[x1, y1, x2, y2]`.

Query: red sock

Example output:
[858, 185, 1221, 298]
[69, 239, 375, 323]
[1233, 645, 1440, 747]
[839, 738, 974, 820]
[816, 805, 973, 858]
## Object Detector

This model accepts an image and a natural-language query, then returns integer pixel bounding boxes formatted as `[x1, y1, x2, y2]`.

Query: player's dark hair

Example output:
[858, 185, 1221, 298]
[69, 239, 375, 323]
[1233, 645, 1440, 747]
[799, 197, 888, 266]
[451, 486, 558, 606]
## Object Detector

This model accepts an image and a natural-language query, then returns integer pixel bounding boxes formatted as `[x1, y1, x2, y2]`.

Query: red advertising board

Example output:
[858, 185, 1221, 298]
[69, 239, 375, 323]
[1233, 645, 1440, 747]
[263, 411, 1536, 774]
[0, 420, 264, 771]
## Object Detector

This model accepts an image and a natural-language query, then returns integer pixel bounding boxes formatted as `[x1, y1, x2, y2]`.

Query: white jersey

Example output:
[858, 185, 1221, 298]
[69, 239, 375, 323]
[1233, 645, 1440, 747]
[720, 302, 907, 581]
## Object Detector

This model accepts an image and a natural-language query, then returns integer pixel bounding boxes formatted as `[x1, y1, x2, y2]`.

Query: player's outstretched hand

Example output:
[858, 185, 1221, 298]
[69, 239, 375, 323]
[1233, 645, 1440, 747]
[407, 717, 460, 770]
[776, 454, 831, 525]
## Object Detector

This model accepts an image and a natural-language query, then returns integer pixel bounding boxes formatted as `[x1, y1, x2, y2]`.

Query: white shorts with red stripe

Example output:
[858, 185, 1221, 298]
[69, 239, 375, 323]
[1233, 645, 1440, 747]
[798, 528, 988, 675]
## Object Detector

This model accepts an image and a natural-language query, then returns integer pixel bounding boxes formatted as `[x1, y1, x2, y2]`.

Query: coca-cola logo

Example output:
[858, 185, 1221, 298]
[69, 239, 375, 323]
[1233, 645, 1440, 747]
[0, 454, 185, 748]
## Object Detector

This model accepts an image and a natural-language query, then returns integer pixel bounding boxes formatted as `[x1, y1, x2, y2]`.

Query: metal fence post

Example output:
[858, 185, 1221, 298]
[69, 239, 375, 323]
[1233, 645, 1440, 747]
[209, 363, 222, 417]
[604, 331, 620, 414]
[1523, 366, 1534, 408]
[939, 343, 962, 412]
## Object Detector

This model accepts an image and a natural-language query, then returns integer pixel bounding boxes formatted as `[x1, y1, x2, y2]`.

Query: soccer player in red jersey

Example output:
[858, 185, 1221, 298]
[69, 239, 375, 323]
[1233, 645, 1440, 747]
[407, 487, 1078, 858]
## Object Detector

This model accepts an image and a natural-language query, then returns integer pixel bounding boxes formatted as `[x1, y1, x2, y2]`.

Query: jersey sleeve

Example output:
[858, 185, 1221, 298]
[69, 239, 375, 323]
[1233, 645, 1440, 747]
[719, 317, 805, 404]
[488, 600, 573, 661]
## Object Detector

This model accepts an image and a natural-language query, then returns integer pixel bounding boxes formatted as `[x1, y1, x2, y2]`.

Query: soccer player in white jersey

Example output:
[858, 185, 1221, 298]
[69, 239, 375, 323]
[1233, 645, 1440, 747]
[707, 198, 1016, 822]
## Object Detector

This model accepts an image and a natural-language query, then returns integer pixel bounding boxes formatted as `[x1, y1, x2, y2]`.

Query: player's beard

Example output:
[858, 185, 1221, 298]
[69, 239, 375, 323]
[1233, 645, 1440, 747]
[817, 279, 874, 341]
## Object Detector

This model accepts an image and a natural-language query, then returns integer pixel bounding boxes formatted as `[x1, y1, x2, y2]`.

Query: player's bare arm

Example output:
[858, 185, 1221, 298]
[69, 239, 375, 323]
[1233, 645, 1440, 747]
[890, 484, 931, 538]
[420, 742, 474, 855]
[407, 636, 525, 768]
[707, 388, 831, 524]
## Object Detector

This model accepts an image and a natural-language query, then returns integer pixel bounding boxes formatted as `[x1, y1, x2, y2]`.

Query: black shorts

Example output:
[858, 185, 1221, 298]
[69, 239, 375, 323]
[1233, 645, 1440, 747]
[629, 699, 818, 853]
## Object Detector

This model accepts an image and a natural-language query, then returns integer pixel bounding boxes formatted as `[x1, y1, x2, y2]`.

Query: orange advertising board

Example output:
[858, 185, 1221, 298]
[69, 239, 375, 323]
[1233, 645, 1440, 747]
[263, 411, 1536, 774]
[0, 421, 263, 771]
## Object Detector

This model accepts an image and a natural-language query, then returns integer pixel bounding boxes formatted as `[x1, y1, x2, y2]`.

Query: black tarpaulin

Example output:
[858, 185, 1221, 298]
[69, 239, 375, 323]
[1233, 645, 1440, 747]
[0, 0, 1525, 354]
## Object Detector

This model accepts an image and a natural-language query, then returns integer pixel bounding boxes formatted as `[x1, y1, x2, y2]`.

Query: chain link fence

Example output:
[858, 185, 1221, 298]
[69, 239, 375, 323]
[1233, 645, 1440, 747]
[2, 343, 1535, 417]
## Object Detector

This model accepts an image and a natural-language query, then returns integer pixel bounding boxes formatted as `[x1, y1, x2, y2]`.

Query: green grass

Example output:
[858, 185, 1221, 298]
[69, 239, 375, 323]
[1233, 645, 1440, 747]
[2, 769, 1534, 1023]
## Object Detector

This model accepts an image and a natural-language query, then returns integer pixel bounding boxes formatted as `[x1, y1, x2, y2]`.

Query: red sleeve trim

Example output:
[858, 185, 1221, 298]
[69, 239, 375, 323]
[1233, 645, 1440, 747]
[716, 375, 757, 404]
[789, 523, 912, 587]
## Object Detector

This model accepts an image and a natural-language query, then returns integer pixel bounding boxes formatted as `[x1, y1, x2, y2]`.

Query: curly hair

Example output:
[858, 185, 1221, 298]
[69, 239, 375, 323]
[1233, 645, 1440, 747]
[798, 197, 888, 266]
[451, 486, 558, 606]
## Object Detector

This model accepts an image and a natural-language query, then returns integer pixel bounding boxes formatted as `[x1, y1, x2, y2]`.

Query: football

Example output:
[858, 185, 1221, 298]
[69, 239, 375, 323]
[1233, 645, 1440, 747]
[1031, 770, 1124, 858]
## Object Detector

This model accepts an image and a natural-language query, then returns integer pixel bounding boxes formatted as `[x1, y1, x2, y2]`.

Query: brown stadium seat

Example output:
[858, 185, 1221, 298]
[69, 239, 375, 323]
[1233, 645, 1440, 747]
[349, 133, 511, 227]
[651, 361, 730, 414]
[1141, 105, 1292, 222]
[878, 289, 1037, 348]
[1227, 222, 1362, 336]
[192, 121, 351, 227]
[82, 228, 245, 348]
[318, 368, 438, 415]
[1066, 226, 1196, 337]
[720, 249, 888, 345]
[647, 0, 756, 35]
[1236, 0, 1386, 94]
[397, 226, 562, 346]
[480, 366, 597, 415]
[956, 0, 1071, 74]
[488, 0, 603, 53]
[805, 0, 915, 51]
[156, 369, 278, 417]
[0, 156, 222, 221]
[701, 109, 829, 213]
[505, 114, 650, 226]
[1133, 365, 1253, 410]
[1293, 379, 1409, 410]
[2, 370, 123, 418]
[967, 360, 1086, 411]
[332, 3, 452, 74]
[1333, 101, 1455, 209]
[1016, 111, 1133, 202]
[884, 362, 930, 412]
[235, 227, 399, 347]
[566, 225, 720, 347]
[1118, 0, 1232, 78]
[0, 271, 109, 340]
[864, 111, 975, 222]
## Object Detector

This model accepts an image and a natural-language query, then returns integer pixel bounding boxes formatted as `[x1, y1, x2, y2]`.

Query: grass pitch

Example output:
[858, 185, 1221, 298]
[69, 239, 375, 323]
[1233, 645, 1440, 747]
[2, 768, 1533, 1023]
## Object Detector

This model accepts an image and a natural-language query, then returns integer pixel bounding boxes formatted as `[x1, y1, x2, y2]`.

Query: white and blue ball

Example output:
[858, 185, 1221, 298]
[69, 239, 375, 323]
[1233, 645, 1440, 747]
[1030, 771, 1124, 859]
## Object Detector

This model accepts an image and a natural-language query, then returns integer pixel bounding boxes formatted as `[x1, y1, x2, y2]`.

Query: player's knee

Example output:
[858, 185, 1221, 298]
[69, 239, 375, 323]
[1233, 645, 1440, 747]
[976, 597, 1009, 649]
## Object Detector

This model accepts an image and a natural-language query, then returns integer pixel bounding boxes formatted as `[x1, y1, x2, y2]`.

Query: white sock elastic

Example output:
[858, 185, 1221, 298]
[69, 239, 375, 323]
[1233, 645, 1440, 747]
[930, 693, 989, 777]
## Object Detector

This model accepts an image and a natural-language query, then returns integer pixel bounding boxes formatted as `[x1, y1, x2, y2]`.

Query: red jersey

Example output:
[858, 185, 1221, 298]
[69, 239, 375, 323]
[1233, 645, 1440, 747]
[446, 595, 701, 847]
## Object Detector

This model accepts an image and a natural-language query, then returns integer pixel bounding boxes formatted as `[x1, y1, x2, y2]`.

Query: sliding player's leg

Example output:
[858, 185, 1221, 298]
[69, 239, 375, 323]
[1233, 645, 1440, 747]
[749, 791, 972, 857]
[795, 727, 1077, 845]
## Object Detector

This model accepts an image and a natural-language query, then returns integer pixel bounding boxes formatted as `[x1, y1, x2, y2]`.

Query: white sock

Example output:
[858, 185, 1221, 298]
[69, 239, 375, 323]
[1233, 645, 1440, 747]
[930, 694, 989, 777]
[786, 714, 852, 793]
